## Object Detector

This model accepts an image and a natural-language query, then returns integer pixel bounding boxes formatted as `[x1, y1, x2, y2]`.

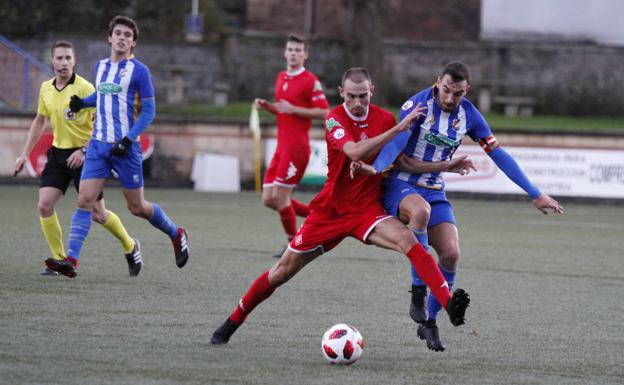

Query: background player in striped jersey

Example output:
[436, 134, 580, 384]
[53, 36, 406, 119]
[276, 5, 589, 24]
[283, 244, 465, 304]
[14, 40, 138, 276]
[210, 68, 470, 346]
[254, 34, 329, 257]
[44, 16, 189, 278]
[370, 61, 563, 351]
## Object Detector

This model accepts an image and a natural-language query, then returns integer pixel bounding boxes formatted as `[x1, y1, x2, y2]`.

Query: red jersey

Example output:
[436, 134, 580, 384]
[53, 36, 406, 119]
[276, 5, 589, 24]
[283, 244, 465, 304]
[309, 103, 397, 215]
[274, 67, 328, 151]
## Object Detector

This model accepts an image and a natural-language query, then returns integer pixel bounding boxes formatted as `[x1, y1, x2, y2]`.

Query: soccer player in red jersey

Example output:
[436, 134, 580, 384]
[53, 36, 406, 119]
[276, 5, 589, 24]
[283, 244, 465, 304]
[255, 34, 330, 257]
[211, 68, 471, 346]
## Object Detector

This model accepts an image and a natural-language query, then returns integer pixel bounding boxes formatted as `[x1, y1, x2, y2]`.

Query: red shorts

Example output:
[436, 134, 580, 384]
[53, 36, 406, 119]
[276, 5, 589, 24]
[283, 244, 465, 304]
[288, 203, 393, 254]
[263, 147, 310, 188]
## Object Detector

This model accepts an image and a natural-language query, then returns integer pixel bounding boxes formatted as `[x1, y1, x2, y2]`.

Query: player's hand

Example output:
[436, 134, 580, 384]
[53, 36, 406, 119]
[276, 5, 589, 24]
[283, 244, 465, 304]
[255, 98, 267, 110]
[350, 161, 377, 179]
[532, 193, 564, 215]
[399, 103, 427, 130]
[69, 95, 84, 113]
[14, 155, 26, 177]
[66, 149, 84, 169]
[445, 155, 477, 175]
[274, 99, 296, 114]
[109, 136, 133, 157]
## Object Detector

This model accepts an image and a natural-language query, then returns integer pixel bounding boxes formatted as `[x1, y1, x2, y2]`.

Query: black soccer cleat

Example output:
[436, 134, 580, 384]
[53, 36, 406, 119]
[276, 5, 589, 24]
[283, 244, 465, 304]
[125, 239, 143, 277]
[409, 284, 428, 323]
[45, 257, 77, 278]
[445, 288, 470, 326]
[210, 318, 240, 345]
[272, 245, 287, 258]
[40, 268, 60, 276]
[172, 227, 189, 268]
[417, 320, 446, 352]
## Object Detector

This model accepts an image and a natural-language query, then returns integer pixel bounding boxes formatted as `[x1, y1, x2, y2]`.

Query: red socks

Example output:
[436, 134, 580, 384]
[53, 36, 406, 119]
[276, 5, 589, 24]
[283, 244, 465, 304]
[290, 199, 310, 217]
[278, 205, 298, 241]
[230, 271, 276, 325]
[406, 244, 451, 308]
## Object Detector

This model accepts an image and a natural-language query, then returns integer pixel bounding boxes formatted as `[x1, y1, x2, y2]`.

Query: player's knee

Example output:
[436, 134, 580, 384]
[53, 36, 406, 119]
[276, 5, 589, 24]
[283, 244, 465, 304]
[37, 200, 55, 217]
[439, 248, 460, 269]
[396, 227, 418, 253]
[262, 195, 276, 209]
[127, 202, 145, 217]
[76, 194, 96, 210]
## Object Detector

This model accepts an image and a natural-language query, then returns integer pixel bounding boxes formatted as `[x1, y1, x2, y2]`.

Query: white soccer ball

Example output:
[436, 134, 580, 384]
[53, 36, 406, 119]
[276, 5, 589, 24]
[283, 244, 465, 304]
[321, 323, 364, 365]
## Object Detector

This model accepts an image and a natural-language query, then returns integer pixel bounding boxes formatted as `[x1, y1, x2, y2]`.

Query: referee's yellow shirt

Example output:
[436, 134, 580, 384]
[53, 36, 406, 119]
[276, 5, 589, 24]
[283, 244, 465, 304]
[37, 73, 95, 149]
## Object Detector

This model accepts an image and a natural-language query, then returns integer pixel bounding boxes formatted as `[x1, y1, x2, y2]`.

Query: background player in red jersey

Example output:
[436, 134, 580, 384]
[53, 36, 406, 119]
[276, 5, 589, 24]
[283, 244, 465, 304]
[211, 68, 471, 347]
[254, 34, 330, 257]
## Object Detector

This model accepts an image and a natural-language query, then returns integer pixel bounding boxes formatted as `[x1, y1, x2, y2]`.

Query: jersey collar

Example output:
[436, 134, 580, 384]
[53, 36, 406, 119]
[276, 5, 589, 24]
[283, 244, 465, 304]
[286, 66, 305, 77]
[342, 103, 369, 121]
[52, 72, 76, 92]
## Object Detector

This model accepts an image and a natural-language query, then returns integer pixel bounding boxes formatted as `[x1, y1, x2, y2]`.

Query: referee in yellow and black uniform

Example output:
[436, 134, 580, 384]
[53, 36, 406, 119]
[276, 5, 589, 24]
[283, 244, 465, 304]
[14, 40, 142, 277]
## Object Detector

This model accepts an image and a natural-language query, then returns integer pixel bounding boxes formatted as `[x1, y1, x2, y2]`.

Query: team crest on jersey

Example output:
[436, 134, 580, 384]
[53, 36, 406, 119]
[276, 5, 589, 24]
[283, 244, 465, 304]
[326, 117, 340, 132]
[452, 119, 461, 130]
[313, 80, 323, 92]
[360, 132, 368, 141]
[97, 82, 122, 95]
[401, 100, 414, 111]
[294, 234, 303, 246]
[64, 108, 76, 121]
[120, 69, 128, 78]
[282, 82, 288, 92]
[333, 128, 345, 140]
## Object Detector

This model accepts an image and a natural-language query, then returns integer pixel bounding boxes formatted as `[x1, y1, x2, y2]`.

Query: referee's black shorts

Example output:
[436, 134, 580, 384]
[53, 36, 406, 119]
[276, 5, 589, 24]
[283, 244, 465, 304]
[40, 147, 104, 200]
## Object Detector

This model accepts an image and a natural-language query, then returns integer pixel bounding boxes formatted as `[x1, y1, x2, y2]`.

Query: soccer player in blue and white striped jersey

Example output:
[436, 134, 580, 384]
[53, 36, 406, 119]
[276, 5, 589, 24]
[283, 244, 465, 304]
[45, 15, 189, 278]
[370, 62, 563, 351]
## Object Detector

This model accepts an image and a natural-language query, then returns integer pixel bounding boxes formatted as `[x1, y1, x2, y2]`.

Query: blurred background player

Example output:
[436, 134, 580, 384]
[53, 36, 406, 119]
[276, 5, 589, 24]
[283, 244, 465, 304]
[14, 40, 139, 276]
[210, 68, 470, 346]
[372, 61, 563, 351]
[44, 15, 189, 278]
[254, 33, 329, 257]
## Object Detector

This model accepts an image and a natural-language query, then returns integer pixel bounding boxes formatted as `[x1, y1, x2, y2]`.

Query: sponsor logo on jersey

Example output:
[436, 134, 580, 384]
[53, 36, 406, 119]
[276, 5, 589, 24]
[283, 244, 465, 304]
[97, 82, 122, 95]
[424, 132, 460, 148]
[333, 128, 345, 140]
[401, 100, 414, 111]
[325, 117, 340, 132]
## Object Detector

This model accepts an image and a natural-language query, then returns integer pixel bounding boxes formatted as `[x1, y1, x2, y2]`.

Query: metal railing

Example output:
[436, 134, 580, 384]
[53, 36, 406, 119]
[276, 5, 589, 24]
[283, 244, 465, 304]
[0, 34, 53, 111]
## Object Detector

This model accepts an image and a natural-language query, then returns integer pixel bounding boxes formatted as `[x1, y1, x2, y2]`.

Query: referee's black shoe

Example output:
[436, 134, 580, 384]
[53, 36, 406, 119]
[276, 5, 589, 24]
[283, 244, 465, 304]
[125, 239, 142, 276]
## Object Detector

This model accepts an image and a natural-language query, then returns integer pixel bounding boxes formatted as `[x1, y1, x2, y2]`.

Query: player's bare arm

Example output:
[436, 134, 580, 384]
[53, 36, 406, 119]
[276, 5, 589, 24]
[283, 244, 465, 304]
[532, 193, 564, 215]
[274, 99, 329, 119]
[396, 154, 477, 175]
[343, 104, 427, 162]
[14, 114, 48, 176]
[255, 98, 278, 115]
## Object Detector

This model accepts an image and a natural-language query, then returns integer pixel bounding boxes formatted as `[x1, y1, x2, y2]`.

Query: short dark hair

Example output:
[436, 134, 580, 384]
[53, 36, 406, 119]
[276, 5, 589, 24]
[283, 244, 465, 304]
[286, 33, 308, 50]
[108, 15, 139, 41]
[341, 67, 371, 86]
[441, 61, 471, 84]
[51, 40, 73, 56]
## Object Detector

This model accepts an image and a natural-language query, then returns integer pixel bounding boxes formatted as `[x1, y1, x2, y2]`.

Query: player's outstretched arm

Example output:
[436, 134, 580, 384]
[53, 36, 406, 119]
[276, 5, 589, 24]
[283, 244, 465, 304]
[14, 114, 48, 176]
[255, 98, 278, 115]
[343, 104, 427, 162]
[532, 193, 564, 215]
[395, 155, 477, 175]
[274, 99, 328, 119]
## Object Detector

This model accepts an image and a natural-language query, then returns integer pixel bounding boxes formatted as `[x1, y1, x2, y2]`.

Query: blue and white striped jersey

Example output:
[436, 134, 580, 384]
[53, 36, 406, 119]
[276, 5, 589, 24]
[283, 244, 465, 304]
[92, 55, 154, 143]
[386, 86, 493, 189]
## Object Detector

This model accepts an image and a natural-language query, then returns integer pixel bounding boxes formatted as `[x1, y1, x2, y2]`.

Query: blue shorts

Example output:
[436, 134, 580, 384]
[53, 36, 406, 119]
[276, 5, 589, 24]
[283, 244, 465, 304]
[381, 178, 456, 228]
[81, 139, 144, 189]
